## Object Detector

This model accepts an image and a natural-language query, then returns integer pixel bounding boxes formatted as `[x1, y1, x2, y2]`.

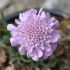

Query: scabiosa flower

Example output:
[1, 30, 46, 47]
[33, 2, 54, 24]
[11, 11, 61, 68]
[7, 8, 61, 61]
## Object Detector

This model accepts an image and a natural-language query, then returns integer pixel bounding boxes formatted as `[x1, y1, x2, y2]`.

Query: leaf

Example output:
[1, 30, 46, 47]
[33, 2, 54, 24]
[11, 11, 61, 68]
[48, 55, 57, 68]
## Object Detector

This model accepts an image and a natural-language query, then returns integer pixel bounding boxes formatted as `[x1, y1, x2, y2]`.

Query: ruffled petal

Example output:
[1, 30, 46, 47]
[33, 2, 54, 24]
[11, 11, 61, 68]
[32, 50, 38, 61]
[32, 55, 39, 61]
[53, 20, 59, 28]
[50, 30, 61, 43]
[46, 47, 52, 56]
[51, 43, 57, 51]
[36, 47, 43, 58]
[7, 24, 16, 31]
[19, 46, 26, 55]
[10, 31, 17, 37]
[19, 9, 37, 22]
[40, 45, 45, 50]
[43, 45, 52, 59]
[46, 12, 50, 21]
[40, 11, 46, 19]
[28, 47, 39, 61]
[10, 37, 18, 46]
[48, 17, 56, 23]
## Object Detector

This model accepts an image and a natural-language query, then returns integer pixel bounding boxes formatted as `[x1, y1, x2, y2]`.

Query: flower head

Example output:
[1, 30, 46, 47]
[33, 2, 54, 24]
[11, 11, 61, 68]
[7, 9, 61, 61]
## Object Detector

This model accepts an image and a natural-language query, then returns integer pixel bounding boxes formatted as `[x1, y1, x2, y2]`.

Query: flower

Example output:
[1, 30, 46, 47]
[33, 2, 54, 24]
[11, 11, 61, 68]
[7, 8, 61, 61]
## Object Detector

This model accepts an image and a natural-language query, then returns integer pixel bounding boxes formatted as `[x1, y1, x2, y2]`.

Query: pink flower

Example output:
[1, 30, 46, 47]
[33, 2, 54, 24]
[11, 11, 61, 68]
[7, 9, 61, 61]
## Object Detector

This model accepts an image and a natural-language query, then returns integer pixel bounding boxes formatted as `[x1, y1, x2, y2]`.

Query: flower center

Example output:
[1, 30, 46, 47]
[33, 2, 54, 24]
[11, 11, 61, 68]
[23, 23, 44, 43]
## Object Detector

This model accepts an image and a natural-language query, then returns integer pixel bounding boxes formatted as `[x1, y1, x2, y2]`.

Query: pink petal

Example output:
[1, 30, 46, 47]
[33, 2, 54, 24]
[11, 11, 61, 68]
[10, 37, 18, 46]
[32, 55, 39, 61]
[32, 49, 39, 61]
[36, 47, 43, 58]
[50, 30, 61, 43]
[51, 43, 57, 51]
[40, 45, 45, 50]
[19, 9, 37, 22]
[40, 11, 46, 19]
[7, 24, 16, 31]
[48, 17, 56, 23]
[19, 46, 26, 55]
[29, 48, 39, 61]
[46, 12, 50, 20]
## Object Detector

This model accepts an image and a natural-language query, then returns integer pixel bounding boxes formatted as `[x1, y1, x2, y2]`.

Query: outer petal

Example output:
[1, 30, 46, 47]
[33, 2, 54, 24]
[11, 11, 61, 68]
[19, 46, 26, 55]
[53, 20, 59, 28]
[28, 47, 39, 61]
[40, 45, 45, 50]
[48, 17, 59, 28]
[19, 9, 37, 22]
[7, 24, 16, 31]
[50, 30, 61, 43]
[48, 17, 56, 23]
[10, 31, 17, 37]
[45, 47, 52, 56]
[46, 12, 50, 21]
[32, 55, 39, 61]
[40, 12, 51, 24]
[40, 11, 46, 19]
[43, 54, 48, 59]
[49, 22, 56, 27]
[36, 47, 43, 58]
[27, 47, 34, 57]
[19, 13, 28, 22]
[43, 46, 52, 59]
[51, 43, 57, 52]
[32, 49, 39, 61]
[15, 19, 22, 25]
[10, 37, 18, 46]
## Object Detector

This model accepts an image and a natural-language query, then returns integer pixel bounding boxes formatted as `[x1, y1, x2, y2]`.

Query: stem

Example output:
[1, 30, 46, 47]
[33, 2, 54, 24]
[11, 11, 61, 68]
[38, 8, 43, 15]
[0, 10, 4, 19]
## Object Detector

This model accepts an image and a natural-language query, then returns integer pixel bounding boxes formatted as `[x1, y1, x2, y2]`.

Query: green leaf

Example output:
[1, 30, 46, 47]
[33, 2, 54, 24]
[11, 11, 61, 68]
[48, 55, 57, 68]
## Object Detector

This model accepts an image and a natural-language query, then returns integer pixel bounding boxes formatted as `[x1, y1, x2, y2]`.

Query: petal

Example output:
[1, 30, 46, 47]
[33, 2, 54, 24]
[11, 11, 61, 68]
[43, 51, 51, 59]
[46, 12, 50, 21]
[32, 55, 39, 61]
[19, 46, 26, 55]
[27, 47, 35, 57]
[50, 30, 61, 43]
[19, 13, 28, 22]
[49, 22, 56, 27]
[40, 11, 46, 19]
[15, 19, 21, 25]
[36, 47, 43, 58]
[48, 17, 56, 23]
[43, 53, 48, 59]
[43, 46, 52, 59]
[19, 9, 37, 22]
[53, 20, 59, 28]
[31, 48, 39, 61]
[7, 24, 16, 31]
[28, 47, 39, 61]
[51, 43, 57, 52]
[10, 31, 17, 37]
[40, 45, 45, 50]
[27, 47, 33, 56]
[45, 47, 52, 56]
[48, 17, 59, 28]
[29, 9, 37, 14]
[10, 37, 18, 46]
[43, 50, 48, 59]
